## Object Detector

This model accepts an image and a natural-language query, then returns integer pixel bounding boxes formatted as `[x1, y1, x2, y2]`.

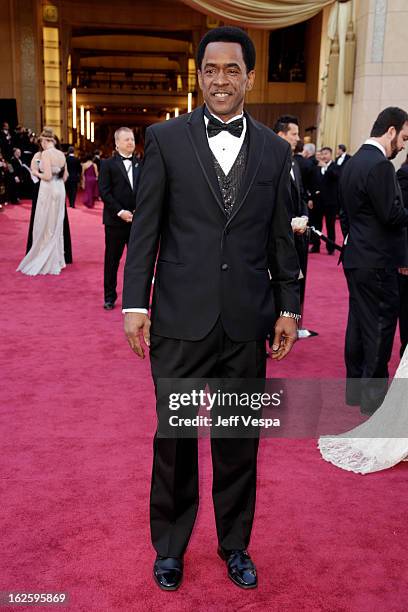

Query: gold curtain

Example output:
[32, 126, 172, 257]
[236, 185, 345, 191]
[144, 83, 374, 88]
[318, 0, 354, 151]
[182, 0, 335, 29]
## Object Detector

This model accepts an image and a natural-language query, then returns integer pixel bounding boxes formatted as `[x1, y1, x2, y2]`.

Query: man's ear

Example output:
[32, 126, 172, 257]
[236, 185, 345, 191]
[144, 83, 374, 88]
[197, 70, 203, 91]
[246, 70, 256, 91]
[388, 126, 396, 140]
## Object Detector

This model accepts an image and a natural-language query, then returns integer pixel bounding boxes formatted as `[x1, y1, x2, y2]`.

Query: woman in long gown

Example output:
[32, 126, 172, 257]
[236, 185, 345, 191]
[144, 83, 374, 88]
[26, 146, 72, 263]
[17, 128, 68, 276]
[318, 350, 408, 474]
[81, 155, 98, 208]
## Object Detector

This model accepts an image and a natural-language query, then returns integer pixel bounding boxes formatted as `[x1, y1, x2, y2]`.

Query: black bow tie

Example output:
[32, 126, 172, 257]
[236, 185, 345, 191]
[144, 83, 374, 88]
[120, 155, 133, 161]
[206, 115, 244, 139]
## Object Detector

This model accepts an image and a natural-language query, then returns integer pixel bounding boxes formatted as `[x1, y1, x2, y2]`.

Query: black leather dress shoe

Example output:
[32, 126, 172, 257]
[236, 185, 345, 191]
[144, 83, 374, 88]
[103, 301, 115, 310]
[153, 556, 183, 591]
[218, 548, 257, 589]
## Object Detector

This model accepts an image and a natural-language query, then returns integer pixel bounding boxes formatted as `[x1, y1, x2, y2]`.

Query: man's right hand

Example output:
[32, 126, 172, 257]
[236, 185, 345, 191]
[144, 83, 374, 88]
[119, 210, 133, 223]
[124, 312, 151, 358]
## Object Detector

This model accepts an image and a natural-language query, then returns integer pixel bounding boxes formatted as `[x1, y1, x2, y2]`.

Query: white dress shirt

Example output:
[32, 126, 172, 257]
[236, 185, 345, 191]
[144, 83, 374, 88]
[336, 152, 346, 166]
[321, 159, 333, 175]
[123, 111, 247, 315]
[122, 157, 133, 188]
[204, 112, 246, 175]
[117, 156, 134, 219]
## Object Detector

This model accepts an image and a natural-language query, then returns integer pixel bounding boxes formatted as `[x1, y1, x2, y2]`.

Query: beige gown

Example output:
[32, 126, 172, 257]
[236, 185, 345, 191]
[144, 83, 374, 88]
[17, 162, 66, 276]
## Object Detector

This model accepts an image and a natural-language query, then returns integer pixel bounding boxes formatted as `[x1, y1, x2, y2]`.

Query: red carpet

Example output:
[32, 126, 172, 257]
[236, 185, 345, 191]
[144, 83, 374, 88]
[1, 201, 407, 611]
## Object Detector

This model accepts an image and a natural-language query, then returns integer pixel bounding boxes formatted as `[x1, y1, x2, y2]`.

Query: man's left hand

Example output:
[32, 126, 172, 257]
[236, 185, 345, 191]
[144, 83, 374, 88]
[270, 316, 298, 360]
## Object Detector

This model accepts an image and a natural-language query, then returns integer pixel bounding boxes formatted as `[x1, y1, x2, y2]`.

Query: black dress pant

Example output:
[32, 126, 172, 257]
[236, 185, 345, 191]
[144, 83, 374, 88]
[398, 273, 408, 358]
[65, 180, 79, 208]
[104, 224, 131, 303]
[149, 318, 266, 558]
[308, 202, 323, 250]
[294, 233, 309, 308]
[344, 268, 399, 414]
[323, 208, 337, 254]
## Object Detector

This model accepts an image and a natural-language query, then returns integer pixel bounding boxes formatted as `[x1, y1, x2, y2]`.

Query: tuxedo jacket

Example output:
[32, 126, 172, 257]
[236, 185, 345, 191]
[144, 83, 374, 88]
[289, 158, 308, 218]
[397, 163, 408, 209]
[98, 154, 140, 227]
[10, 157, 29, 181]
[295, 155, 318, 198]
[339, 144, 408, 269]
[310, 162, 339, 210]
[0, 131, 13, 160]
[66, 155, 81, 183]
[335, 153, 351, 167]
[123, 106, 300, 342]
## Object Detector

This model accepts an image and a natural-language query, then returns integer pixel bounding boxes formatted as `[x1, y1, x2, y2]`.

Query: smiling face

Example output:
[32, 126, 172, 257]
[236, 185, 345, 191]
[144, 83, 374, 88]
[197, 41, 255, 122]
[320, 148, 332, 164]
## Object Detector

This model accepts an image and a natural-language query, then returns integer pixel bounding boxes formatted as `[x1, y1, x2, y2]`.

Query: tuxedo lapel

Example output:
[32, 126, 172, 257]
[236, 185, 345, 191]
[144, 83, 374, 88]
[115, 154, 132, 189]
[186, 107, 225, 217]
[132, 160, 139, 193]
[292, 162, 301, 199]
[226, 113, 265, 226]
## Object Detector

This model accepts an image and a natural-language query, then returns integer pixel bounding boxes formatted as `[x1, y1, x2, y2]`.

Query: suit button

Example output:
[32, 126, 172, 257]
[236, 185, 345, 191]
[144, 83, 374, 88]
[221, 263, 229, 271]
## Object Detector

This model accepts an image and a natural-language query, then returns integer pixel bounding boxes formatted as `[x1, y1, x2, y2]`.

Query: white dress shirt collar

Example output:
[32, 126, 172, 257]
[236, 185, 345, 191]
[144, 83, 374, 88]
[364, 139, 387, 157]
[203, 111, 247, 176]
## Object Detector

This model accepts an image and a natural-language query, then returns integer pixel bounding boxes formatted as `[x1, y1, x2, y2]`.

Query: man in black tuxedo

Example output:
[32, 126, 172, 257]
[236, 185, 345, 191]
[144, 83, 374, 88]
[10, 147, 32, 200]
[274, 115, 309, 306]
[309, 147, 339, 254]
[397, 154, 408, 356]
[123, 27, 300, 591]
[0, 122, 13, 160]
[340, 107, 408, 414]
[335, 144, 351, 168]
[65, 146, 81, 208]
[98, 127, 140, 310]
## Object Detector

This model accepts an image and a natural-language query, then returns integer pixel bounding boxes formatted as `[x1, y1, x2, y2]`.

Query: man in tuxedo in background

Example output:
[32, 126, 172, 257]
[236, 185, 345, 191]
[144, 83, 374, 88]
[123, 27, 300, 591]
[294, 142, 315, 188]
[98, 127, 140, 310]
[335, 144, 351, 167]
[318, 146, 339, 254]
[274, 115, 309, 306]
[397, 154, 408, 356]
[65, 146, 81, 208]
[340, 107, 408, 415]
[0, 122, 13, 160]
[309, 147, 339, 254]
[10, 147, 32, 200]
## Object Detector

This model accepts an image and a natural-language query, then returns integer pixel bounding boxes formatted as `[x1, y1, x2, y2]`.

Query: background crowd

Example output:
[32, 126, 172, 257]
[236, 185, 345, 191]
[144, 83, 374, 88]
[0, 120, 119, 211]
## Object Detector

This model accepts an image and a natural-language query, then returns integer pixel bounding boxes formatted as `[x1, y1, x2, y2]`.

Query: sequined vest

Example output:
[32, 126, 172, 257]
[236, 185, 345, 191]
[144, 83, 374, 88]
[211, 136, 248, 219]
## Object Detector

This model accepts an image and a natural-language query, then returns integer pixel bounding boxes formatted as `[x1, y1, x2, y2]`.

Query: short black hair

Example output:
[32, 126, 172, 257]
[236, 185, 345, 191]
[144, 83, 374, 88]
[321, 146, 332, 154]
[273, 115, 299, 134]
[67, 146, 75, 154]
[338, 144, 347, 152]
[197, 26, 256, 73]
[370, 107, 408, 137]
